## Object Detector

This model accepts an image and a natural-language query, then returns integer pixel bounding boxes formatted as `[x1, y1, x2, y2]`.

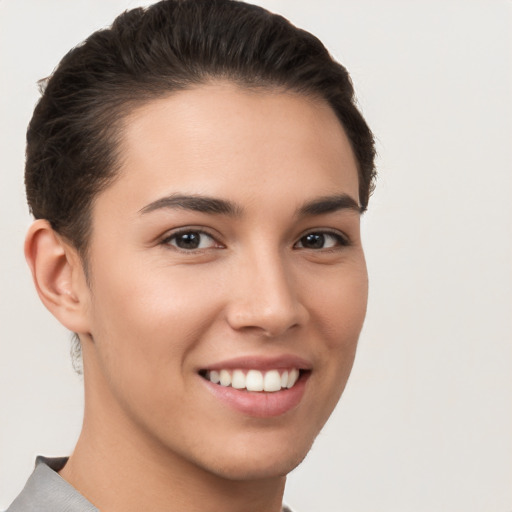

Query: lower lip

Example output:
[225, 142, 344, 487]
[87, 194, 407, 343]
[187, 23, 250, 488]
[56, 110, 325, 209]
[201, 373, 309, 418]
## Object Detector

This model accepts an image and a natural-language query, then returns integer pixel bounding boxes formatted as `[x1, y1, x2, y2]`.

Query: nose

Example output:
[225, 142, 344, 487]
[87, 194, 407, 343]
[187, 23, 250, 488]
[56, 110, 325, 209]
[225, 247, 308, 338]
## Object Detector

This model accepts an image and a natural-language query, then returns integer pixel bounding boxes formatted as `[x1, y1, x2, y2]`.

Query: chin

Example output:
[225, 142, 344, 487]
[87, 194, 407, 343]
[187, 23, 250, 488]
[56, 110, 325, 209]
[212, 456, 307, 482]
[198, 436, 313, 482]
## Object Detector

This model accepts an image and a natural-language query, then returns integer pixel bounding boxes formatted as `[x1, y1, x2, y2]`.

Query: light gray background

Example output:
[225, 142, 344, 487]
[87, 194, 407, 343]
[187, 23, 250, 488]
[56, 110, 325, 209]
[1, 1, 511, 511]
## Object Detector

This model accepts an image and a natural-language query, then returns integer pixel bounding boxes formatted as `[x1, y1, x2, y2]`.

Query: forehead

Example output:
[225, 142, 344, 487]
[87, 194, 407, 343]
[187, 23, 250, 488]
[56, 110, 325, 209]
[96, 82, 360, 218]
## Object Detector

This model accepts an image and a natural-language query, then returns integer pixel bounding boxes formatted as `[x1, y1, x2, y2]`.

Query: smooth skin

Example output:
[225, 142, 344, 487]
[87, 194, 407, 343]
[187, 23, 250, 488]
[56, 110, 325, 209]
[25, 82, 368, 512]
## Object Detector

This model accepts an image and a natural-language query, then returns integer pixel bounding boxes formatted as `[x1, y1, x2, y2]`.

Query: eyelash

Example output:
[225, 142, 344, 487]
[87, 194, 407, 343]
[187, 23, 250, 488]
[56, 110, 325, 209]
[160, 228, 350, 252]
[294, 230, 350, 251]
[161, 228, 221, 252]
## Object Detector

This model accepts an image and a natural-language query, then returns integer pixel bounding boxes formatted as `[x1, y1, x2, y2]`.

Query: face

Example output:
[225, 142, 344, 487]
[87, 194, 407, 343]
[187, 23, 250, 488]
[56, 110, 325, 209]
[81, 82, 368, 481]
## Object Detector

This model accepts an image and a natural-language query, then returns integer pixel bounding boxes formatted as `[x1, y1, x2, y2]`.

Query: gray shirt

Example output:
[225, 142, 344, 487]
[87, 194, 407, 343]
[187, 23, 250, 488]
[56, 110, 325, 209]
[6, 457, 294, 512]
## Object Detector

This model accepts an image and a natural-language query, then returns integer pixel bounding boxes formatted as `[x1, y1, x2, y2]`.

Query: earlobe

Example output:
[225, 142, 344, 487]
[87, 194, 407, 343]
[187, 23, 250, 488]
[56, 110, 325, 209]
[25, 219, 91, 334]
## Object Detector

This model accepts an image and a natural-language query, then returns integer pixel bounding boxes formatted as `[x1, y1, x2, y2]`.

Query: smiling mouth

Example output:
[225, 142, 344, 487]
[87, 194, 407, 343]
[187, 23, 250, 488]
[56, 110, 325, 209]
[199, 368, 306, 392]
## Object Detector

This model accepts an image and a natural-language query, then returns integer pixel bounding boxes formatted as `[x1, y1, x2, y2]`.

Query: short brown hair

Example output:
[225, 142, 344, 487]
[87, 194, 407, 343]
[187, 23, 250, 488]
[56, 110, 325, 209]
[26, 0, 376, 259]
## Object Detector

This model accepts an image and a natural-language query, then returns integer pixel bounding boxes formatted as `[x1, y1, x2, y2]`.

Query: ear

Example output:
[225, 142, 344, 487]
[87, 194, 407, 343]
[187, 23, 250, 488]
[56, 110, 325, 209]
[25, 219, 91, 335]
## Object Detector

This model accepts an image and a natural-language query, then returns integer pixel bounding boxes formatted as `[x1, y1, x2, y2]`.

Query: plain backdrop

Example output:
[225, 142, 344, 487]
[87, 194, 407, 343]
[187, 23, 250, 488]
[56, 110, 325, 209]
[1, 1, 511, 511]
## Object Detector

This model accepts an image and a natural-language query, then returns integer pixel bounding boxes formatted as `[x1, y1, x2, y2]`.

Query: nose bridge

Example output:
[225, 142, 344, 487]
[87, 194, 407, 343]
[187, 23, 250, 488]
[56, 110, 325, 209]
[227, 241, 306, 336]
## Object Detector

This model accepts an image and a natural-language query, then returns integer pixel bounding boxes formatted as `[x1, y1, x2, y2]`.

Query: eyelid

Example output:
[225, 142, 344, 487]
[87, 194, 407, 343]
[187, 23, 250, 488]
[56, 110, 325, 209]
[160, 227, 224, 251]
[294, 229, 350, 249]
[158, 226, 350, 252]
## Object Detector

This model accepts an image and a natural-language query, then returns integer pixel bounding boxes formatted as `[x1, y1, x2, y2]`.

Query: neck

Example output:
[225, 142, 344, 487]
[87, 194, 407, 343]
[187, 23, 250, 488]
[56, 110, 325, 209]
[61, 439, 286, 512]
[60, 351, 286, 512]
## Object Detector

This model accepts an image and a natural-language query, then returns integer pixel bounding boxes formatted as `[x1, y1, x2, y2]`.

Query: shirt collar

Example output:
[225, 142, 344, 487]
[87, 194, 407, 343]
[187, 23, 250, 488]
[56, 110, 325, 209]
[7, 456, 98, 512]
[8, 456, 295, 512]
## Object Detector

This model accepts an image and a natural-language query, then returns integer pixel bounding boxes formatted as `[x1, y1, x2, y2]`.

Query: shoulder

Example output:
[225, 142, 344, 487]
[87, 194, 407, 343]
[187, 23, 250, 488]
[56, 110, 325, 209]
[6, 457, 97, 512]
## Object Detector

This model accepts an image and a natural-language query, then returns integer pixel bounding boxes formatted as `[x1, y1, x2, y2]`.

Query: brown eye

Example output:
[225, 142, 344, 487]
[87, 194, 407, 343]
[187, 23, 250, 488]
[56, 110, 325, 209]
[164, 230, 218, 251]
[295, 231, 348, 250]
[301, 233, 325, 249]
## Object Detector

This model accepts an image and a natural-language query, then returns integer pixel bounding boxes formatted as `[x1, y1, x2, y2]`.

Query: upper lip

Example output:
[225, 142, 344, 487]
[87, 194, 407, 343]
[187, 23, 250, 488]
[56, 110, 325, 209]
[198, 354, 313, 372]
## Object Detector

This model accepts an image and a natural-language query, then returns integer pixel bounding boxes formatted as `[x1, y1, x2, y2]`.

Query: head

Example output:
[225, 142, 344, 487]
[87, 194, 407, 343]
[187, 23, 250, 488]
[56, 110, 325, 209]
[26, 0, 375, 260]
[24, 0, 376, 484]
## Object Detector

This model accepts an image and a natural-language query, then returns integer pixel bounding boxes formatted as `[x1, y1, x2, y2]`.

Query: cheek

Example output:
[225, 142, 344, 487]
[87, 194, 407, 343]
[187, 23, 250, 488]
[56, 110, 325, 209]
[85, 259, 230, 431]
[306, 257, 368, 345]
[303, 257, 368, 410]
[87, 256, 224, 376]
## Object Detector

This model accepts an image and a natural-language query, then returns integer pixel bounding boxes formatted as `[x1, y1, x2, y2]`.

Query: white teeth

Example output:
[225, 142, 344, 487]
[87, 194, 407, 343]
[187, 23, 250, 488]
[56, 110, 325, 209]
[287, 368, 299, 388]
[263, 370, 282, 392]
[246, 370, 264, 392]
[231, 370, 246, 389]
[219, 369, 231, 387]
[205, 368, 302, 392]
[209, 370, 220, 384]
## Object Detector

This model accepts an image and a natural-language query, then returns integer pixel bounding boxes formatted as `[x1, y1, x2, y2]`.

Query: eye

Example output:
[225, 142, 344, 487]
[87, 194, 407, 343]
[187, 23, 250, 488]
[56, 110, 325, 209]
[162, 230, 220, 251]
[295, 231, 348, 250]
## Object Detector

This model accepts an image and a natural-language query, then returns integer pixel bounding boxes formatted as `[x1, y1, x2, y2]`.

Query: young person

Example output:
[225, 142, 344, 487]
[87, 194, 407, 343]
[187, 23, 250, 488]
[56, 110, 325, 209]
[7, 0, 376, 510]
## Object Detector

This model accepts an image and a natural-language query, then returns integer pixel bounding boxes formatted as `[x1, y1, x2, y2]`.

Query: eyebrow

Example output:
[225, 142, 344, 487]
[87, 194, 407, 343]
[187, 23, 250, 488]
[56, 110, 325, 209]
[139, 194, 242, 216]
[139, 192, 361, 217]
[297, 194, 362, 216]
